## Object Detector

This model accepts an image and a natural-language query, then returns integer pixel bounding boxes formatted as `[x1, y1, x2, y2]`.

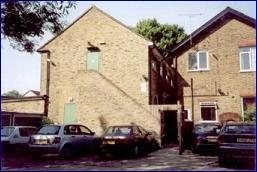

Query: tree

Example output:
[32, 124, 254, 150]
[136, 18, 187, 53]
[2, 90, 23, 98]
[1, 1, 76, 52]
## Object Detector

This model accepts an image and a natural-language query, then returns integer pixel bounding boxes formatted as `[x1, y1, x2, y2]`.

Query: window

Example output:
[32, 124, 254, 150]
[160, 65, 163, 77]
[19, 128, 29, 137]
[240, 47, 256, 71]
[188, 51, 209, 71]
[184, 109, 192, 121]
[200, 102, 217, 121]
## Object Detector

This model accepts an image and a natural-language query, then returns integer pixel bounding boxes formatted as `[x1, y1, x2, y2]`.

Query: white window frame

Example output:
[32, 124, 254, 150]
[199, 102, 218, 122]
[184, 109, 192, 121]
[239, 47, 256, 72]
[188, 51, 209, 71]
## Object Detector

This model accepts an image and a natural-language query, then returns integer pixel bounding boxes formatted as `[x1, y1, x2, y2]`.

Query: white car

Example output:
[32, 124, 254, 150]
[1, 126, 38, 153]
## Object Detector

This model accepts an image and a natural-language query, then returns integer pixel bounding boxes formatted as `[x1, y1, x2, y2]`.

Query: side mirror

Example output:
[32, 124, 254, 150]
[13, 134, 19, 138]
[91, 132, 95, 136]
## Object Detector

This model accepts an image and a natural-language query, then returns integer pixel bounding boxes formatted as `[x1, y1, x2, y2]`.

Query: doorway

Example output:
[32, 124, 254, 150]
[160, 110, 178, 147]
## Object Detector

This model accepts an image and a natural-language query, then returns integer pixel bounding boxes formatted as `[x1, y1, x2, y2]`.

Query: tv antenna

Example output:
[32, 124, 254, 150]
[179, 13, 203, 45]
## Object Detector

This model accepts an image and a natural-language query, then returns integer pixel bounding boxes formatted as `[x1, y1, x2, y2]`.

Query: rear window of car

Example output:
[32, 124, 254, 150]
[223, 125, 256, 134]
[37, 126, 60, 135]
[194, 124, 220, 133]
[104, 126, 132, 136]
[1, 127, 15, 137]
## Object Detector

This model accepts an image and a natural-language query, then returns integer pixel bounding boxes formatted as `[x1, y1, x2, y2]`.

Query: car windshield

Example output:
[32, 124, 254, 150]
[37, 126, 60, 135]
[194, 124, 220, 133]
[223, 125, 256, 134]
[104, 126, 132, 136]
[1, 127, 15, 137]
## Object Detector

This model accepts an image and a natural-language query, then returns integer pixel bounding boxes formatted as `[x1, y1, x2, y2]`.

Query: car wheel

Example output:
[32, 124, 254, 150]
[61, 145, 73, 159]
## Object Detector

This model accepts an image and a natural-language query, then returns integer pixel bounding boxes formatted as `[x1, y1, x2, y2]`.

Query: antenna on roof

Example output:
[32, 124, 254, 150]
[179, 13, 203, 45]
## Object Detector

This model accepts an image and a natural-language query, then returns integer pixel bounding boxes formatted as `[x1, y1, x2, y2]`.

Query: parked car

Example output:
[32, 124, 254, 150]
[191, 122, 221, 154]
[99, 125, 160, 158]
[218, 123, 256, 167]
[1, 126, 38, 153]
[28, 124, 96, 158]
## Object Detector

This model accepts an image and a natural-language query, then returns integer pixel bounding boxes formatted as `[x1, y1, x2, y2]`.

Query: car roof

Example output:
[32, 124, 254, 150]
[194, 122, 221, 126]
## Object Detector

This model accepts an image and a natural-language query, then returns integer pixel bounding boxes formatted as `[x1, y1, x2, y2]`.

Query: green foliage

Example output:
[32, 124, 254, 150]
[244, 105, 256, 122]
[136, 18, 187, 52]
[40, 116, 54, 125]
[2, 90, 23, 98]
[1, 1, 76, 52]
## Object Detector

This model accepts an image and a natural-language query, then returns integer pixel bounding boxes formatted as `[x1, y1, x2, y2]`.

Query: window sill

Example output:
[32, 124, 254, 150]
[199, 120, 218, 123]
[240, 70, 256, 73]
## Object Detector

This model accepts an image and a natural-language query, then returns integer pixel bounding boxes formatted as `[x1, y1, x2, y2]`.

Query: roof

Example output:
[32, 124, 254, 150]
[170, 7, 256, 57]
[37, 5, 150, 52]
[22, 90, 40, 97]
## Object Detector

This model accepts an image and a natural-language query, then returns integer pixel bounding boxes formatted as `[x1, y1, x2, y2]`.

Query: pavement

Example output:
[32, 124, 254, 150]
[1, 146, 255, 171]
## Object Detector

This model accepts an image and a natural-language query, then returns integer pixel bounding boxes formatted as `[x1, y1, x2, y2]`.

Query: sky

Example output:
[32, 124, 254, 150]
[1, 1, 256, 94]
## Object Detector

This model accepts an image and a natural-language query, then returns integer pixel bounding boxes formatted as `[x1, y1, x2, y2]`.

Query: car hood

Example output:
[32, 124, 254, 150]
[1, 137, 10, 141]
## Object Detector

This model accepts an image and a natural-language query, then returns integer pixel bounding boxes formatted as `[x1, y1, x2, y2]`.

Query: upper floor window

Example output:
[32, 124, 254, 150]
[188, 51, 209, 71]
[87, 51, 100, 71]
[240, 47, 256, 72]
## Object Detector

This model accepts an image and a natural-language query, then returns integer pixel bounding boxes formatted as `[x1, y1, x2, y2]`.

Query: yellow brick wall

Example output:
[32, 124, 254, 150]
[177, 19, 256, 122]
[40, 7, 159, 135]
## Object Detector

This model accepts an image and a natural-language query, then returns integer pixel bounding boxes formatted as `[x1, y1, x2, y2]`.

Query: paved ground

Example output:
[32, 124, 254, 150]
[1, 147, 255, 171]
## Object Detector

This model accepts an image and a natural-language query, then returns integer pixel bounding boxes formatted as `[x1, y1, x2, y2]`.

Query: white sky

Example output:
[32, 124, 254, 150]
[1, 1, 256, 94]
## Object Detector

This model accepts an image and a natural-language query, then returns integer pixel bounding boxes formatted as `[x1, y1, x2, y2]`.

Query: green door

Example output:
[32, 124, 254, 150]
[87, 52, 100, 71]
[64, 103, 76, 123]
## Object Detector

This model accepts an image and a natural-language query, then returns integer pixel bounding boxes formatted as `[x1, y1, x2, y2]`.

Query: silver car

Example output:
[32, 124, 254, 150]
[29, 124, 96, 158]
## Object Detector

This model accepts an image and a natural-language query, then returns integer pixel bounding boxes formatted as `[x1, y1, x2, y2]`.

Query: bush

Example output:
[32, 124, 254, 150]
[244, 105, 256, 122]
[40, 116, 54, 125]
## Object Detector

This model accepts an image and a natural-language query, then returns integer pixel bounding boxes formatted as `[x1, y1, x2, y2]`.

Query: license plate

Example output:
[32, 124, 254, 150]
[237, 138, 255, 143]
[207, 138, 217, 142]
[207, 136, 217, 142]
[35, 140, 48, 145]
[103, 140, 115, 145]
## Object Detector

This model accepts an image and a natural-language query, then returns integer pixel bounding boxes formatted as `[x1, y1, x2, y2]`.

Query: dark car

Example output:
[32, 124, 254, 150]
[99, 125, 160, 158]
[191, 123, 221, 154]
[29, 124, 96, 158]
[217, 123, 256, 167]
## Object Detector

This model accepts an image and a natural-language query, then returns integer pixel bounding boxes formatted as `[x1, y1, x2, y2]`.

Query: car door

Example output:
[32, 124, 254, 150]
[78, 125, 95, 150]
[63, 125, 81, 150]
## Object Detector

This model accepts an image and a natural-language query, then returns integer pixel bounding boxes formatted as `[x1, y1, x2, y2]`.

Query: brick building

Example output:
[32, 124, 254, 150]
[37, 5, 160, 135]
[169, 7, 256, 124]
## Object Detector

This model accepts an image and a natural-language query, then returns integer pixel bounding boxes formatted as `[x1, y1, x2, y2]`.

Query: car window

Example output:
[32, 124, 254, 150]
[194, 124, 220, 133]
[223, 125, 256, 134]
[19, 128, 29, 137]
[37, 126, 60, 135]
[104, 126, 132, 136]
[27, 128, 37, 135]
[64, 125, 80, 135]
[1, 127, 15, 137]
[79, 126, 92, 135]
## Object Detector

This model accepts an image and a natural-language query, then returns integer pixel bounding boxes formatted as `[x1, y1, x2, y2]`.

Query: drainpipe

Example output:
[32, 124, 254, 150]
[191, 78, 194, 122]
[38, 50, 51, 117]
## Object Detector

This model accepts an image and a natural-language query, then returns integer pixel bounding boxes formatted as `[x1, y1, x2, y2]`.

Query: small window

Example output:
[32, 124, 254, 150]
[160, 66, 163, 77]
[240, 47, 256, 71]
[200, 102, 217, 121]
[188, 51, 209, 71]
[87, 51, 100, 71]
